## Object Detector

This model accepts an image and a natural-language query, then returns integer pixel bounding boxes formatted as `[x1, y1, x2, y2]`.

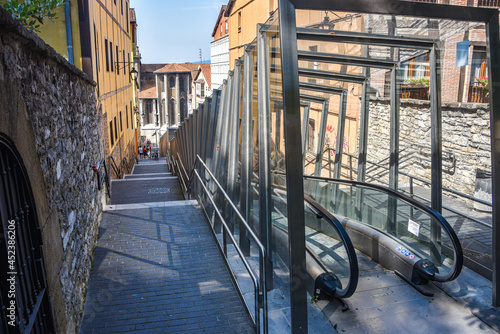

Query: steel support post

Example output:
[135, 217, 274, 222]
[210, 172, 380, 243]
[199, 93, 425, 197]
[333, 90, 347, 180]
[194, 109, 199, 167]
[195, 107, 202, 196]
[486, 12, 500, 307]
[201, 99, 211, 162]
[207, 90, 221, 170]
[356, 78, 370, 219]
[212, 82, 227, 234]
[197, 105, 204, 160]
[257, 23, 274, 291]
[430, 45, 443, 264]
[218, 71, 234, 234]
[189, 115, 195, 172]
[429, 54, 441, 191]
[388, 65, 400, 234]
[241, 48, 254, 257]
[185, 118, 191, 172]
[228, 60, 243, 239]
[212, 83, 227, 175]
[313, 100, 330, 178]
[279, 0, 308, 332]
[301, 103, 310, 169]
[218, 71, 234, 192]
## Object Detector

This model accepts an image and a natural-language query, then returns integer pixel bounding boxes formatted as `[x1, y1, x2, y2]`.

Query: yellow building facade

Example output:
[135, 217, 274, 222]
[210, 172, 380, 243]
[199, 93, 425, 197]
[228, 0, 278, 70]
[37, 0, 137, 172]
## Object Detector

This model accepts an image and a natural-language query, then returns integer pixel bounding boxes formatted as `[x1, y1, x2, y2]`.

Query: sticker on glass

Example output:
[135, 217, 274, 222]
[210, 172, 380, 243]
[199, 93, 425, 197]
[408, 219, 420, 237]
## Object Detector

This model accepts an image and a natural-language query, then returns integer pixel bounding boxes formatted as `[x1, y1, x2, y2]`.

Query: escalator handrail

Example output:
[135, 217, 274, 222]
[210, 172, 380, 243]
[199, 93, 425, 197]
[271, 184, 359, 298]
[303, 195, 359, 299]
[299, 174, 463, 282]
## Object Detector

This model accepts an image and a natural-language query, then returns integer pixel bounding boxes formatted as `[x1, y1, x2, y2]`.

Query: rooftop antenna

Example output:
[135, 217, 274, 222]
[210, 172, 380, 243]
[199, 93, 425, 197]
[199, 48, 202, 63]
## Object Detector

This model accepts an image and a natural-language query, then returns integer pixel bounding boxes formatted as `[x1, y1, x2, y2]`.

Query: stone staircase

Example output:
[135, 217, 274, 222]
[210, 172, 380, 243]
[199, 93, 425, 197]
[110, 159, 184, 205]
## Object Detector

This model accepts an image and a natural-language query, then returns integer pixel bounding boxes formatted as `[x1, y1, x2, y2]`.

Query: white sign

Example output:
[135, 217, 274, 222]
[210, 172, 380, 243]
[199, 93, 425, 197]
[408, 219, 420, 237]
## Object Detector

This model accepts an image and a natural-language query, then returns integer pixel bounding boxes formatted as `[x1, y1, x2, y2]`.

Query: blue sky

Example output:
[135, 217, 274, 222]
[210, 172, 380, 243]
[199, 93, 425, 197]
[130, 0, 226, 64]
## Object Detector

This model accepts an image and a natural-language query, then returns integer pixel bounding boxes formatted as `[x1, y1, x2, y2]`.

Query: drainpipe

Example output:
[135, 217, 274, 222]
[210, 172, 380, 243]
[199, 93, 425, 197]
[65, 1, 74, 65]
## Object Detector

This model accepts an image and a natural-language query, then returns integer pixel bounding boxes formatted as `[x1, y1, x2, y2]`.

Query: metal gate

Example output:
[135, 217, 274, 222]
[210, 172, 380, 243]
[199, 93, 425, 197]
[0, 136, 55, 333]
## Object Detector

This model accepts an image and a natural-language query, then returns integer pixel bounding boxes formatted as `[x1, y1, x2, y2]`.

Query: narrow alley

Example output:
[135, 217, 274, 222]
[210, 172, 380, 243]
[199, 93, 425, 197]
[80, 160, 254, 333]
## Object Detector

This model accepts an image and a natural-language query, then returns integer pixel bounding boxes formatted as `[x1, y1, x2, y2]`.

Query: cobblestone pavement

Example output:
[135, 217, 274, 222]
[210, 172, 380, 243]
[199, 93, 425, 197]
[81, 160, 253, 333]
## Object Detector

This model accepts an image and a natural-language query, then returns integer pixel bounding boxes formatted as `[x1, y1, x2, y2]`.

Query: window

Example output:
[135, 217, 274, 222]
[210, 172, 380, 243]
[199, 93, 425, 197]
[127, 54, 131, 82]
[114, 116, 118, 140]
[110, 41, 114, 72]
[109, 120, 114, 146]
[225, 21, 228, 34]
[94, 25, 99, 73]
[220, 23, 223, 36]
[126, 2, 129, 32]
[119, 111, 123, 132]
[470, 46, 487, 83]
[200, 83, 205, 98]
[121, 0, 123, 15]
[180, 99, 187, 122]
[179, 76, 184, 91]
[116, 45, 120, 74]
[126, 106, 129, 129]
[123, 50, 126, 75]
[169, 99, 176, 124]
[130, 101, 133, 128]
[238, 12, 241, 32]
[170, 76, 175, 88]
[104, 38, 109, 72]
[401, 53, 429, 81]
[469, 46, 488, 103]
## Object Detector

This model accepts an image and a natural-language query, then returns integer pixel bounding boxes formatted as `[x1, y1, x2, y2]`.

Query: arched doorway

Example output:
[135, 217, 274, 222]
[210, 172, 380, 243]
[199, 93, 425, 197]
[0, 135, 55, 333]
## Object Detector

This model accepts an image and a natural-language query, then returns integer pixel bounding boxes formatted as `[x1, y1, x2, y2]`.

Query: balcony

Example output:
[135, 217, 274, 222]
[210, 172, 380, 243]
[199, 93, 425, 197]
[401, 85, 430, 100]
[468, 82, 489, 103]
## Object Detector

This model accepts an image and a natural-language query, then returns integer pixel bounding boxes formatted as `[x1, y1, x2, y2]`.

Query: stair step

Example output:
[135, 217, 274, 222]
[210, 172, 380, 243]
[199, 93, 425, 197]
[124, 173, 172, 179]
[132, 163, 169, 175]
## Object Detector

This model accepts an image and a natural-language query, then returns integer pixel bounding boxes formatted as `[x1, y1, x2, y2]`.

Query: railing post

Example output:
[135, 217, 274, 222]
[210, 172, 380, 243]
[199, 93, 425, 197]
[486, 8, 500, 307]
[430, 44, 443, 264]
[228, 59, 243, 244]
[257, 23, 274, 292]
[279, 0, 308, 331]
[241, 47, 254, 257]
[334, 90, 347, 180]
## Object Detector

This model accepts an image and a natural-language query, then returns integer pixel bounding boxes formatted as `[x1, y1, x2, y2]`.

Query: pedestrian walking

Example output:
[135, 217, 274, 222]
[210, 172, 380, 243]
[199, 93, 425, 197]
[138, 146, 143, 158]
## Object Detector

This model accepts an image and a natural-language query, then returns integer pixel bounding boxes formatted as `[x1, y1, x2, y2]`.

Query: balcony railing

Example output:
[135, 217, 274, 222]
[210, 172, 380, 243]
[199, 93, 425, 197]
[401, 85, 430, 100]
[468, 82, 489, 103]
[478, 0, 500, 7]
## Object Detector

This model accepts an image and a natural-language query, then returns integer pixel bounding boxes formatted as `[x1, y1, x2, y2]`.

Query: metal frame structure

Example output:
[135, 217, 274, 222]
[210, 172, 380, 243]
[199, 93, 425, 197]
[278, 2, 500, 333]
[169, 1, 499, 332]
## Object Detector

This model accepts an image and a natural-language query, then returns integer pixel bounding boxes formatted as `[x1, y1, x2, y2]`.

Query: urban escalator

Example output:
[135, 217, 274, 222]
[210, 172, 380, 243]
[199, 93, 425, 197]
[298, 175, 463, 289]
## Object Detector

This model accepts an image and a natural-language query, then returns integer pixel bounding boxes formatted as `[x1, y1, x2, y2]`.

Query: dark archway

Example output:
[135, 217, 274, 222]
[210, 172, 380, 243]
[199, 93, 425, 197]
[0, 135, 55, 333]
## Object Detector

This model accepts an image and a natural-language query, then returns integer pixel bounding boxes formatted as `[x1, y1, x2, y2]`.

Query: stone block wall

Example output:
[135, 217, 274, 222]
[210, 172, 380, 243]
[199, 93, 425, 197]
[366, 97, 490, 198]
[0, 7, 103, 333]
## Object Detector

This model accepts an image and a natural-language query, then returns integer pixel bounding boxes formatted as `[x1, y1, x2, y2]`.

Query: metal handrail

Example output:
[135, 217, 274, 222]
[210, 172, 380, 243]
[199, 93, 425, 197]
[301, 174, 463, 282]
[193, 155, 268, 333]
[93, 158, 110, 198]
[108, 155, 134, 179]
[176, 152, 189, 196]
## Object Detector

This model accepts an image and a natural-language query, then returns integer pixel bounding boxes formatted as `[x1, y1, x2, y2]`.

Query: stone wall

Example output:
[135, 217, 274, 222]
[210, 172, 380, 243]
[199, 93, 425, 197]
[366, 97, 490, 198]
[0, 7, 103, 333]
